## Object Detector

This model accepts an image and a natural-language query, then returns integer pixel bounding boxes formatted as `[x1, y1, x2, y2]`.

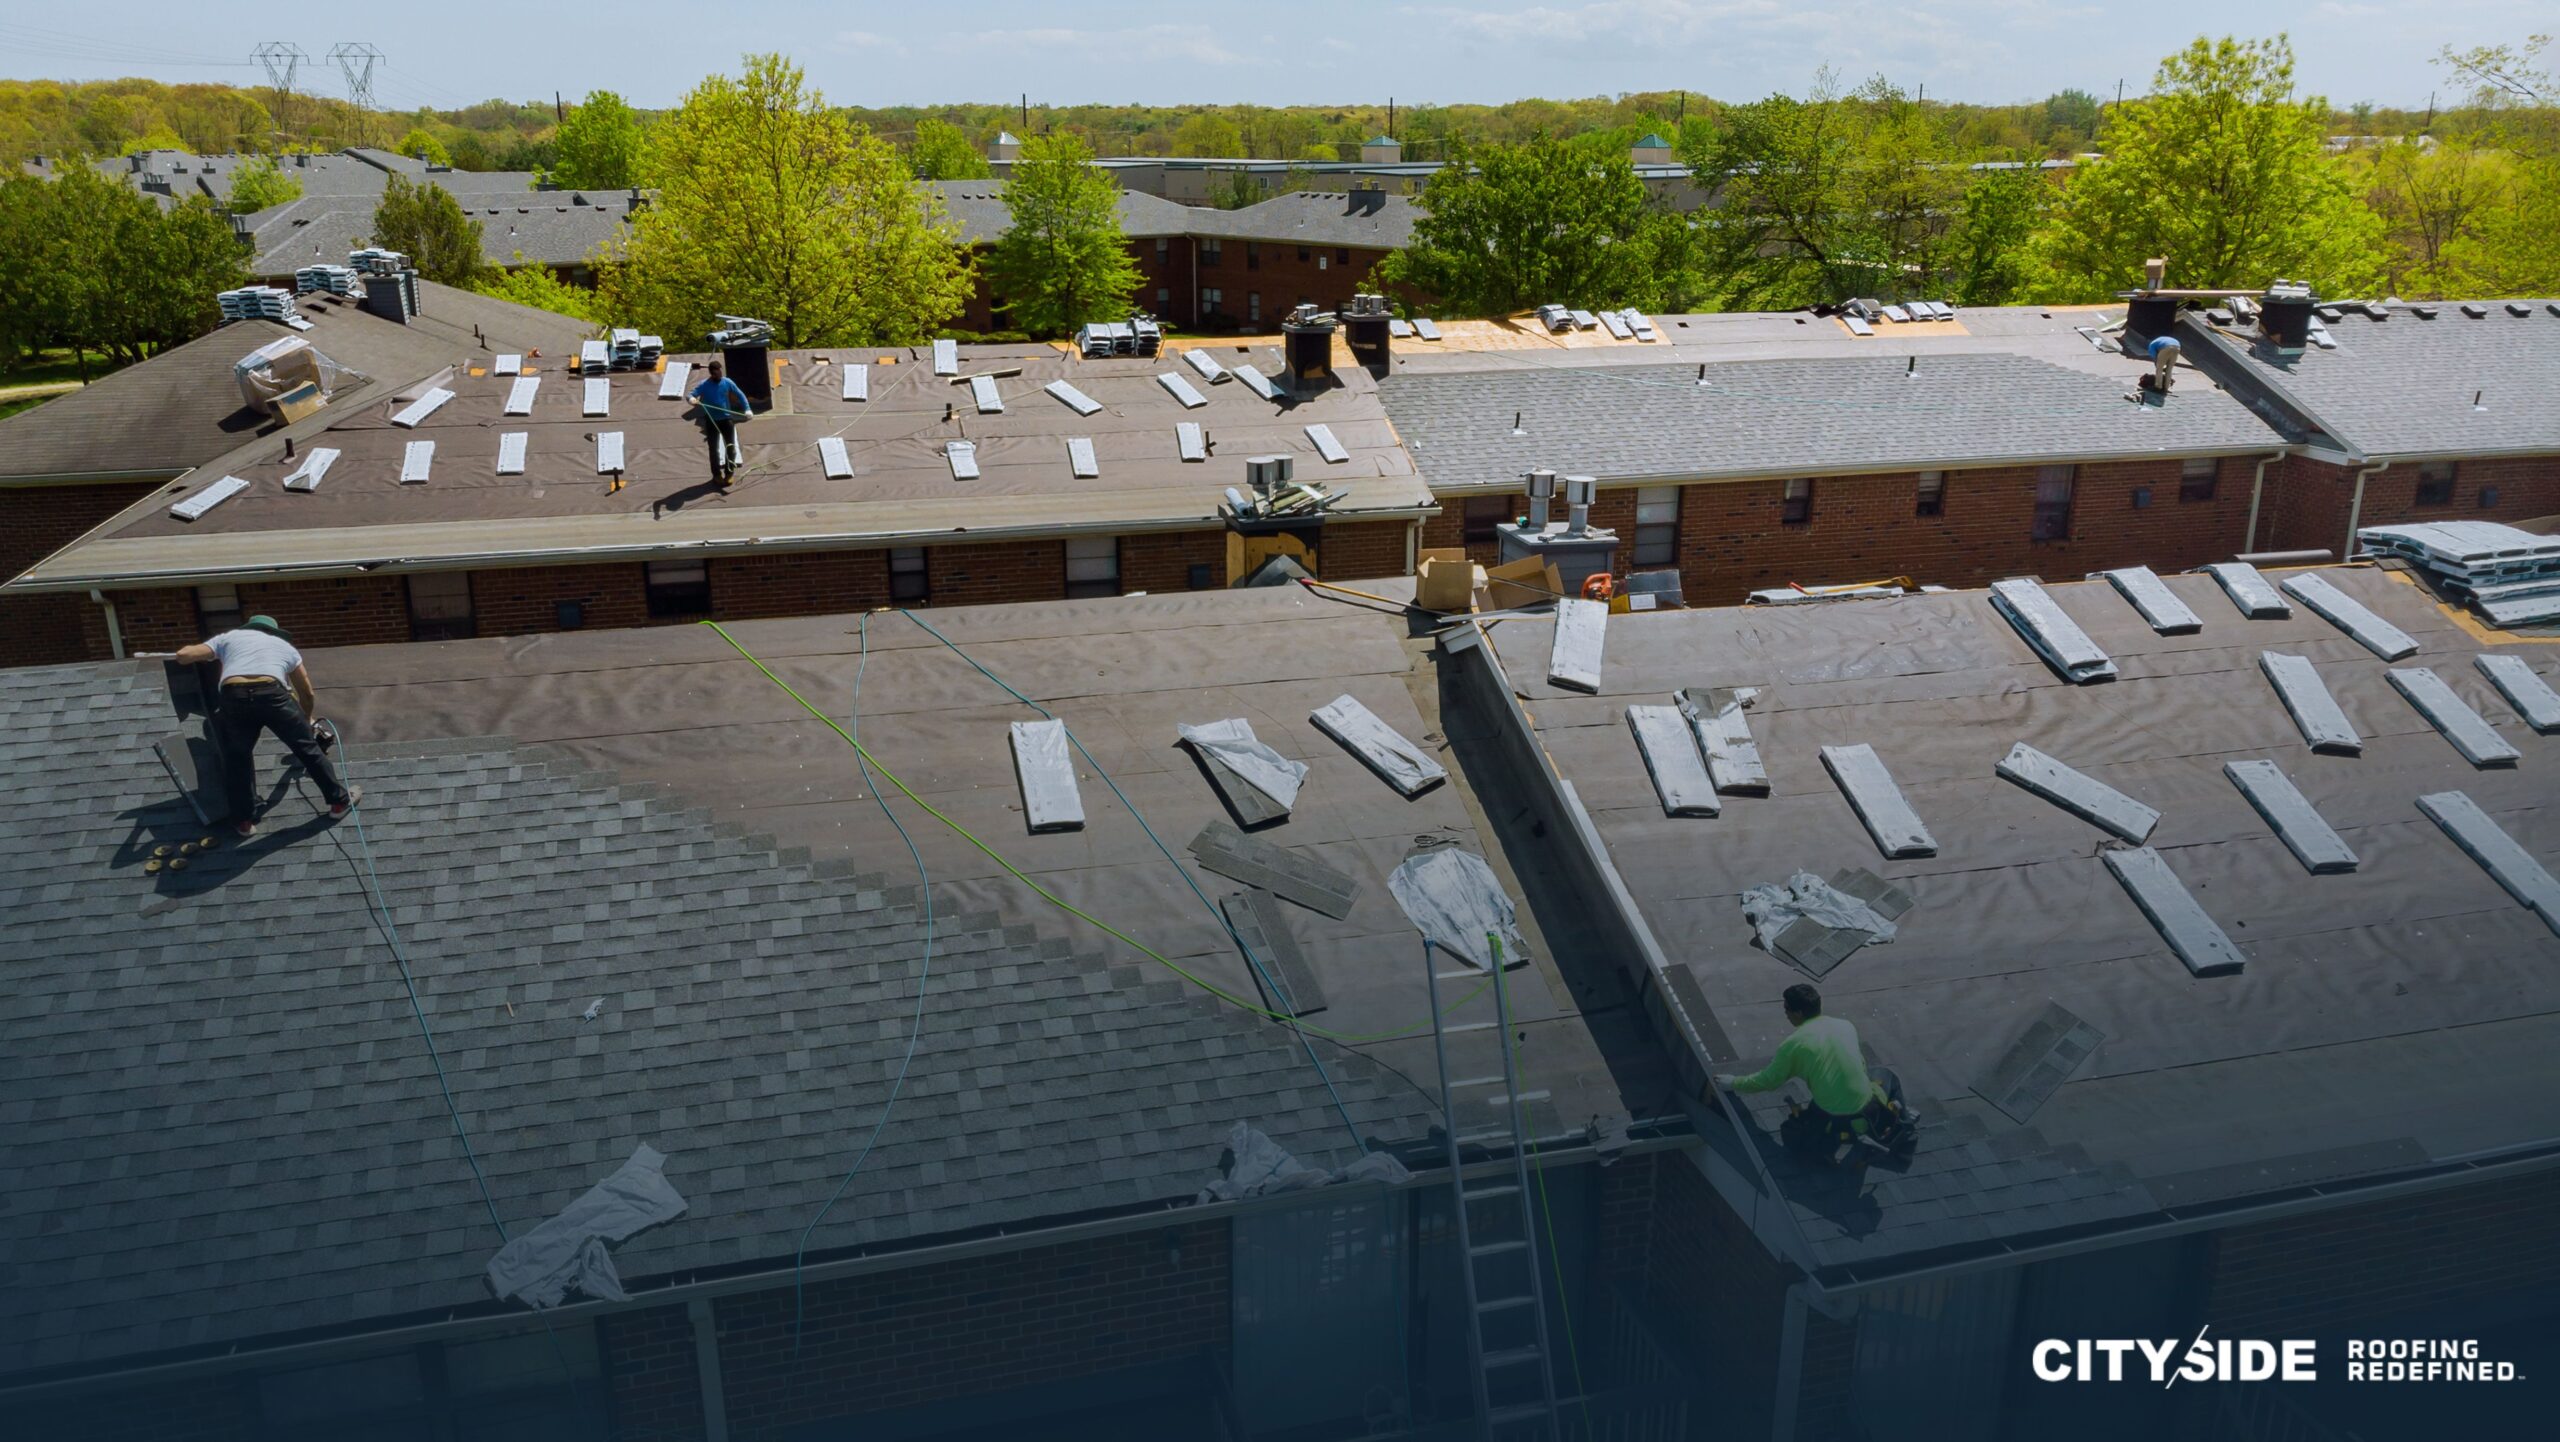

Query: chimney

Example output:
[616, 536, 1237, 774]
[2257, 279, 2316, 356]
[296, 152, 308, 168]
[1280, 304, 1337, 394]
[1339, 292, 1392, 372]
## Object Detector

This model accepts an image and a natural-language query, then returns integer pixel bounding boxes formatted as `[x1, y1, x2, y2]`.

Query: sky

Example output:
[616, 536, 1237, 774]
[0, 2, 2544, 111]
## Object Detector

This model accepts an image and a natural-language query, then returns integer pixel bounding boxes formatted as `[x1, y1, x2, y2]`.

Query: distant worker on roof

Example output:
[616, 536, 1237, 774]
[691, 360, 752, 484]
[175, 616, 361, 838]
[1716, 984, 1881, 1120]
[2143, 333, 2181, 395]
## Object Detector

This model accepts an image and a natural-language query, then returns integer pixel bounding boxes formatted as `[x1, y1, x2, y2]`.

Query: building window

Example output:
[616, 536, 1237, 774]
[195, 582, 243, 636]
[2033, 464, 2076, 541]
[1155, 236, 1170, 257]
[1336, 247, 1350, 266]
[889, 547, 929, 605]
[2179, 456, 2219, 502]
[1188, 563, 1215, 590]
[1462, 496, 1514, 545]
[1246, 242, 1261, 271]
[1297, 245, 1311, 262]
[2415, 461, 2456, 507]
[2480, 486, 2502, 510]
[1064, 536, 1121, 599]
[1202, 287, 1223, 315]
[1781, 477, 1814, 526]
[1249, 291, 1262, 324]
[2131, 487, 2153, 509]
[1200, 237, 1222, 267]
[645, 559, 710, 617]
[1915, 471, 1946, 517]
[1317, 253, 1329, 271]
[406, 571, 476, 642]
[1633, 486, 1681, 566]
[1156, 287, 1170, 308]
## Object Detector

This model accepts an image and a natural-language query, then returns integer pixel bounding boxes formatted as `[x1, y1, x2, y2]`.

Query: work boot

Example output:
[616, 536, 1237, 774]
[233, 818, 256, 838]
[330, 785, 364, 821]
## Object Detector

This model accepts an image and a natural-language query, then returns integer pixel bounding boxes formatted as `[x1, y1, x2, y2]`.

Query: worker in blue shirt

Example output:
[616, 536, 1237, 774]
[690, 360, 752, 483]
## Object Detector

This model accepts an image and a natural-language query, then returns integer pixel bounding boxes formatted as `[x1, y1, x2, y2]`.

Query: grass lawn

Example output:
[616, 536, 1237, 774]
[1, 347, 125, 388]
[0, 394, 52, 422]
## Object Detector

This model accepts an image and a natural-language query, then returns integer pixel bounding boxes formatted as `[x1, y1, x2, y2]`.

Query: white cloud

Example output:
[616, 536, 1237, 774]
[967, 24, 1240, 68]
[831, 30, 906, 57]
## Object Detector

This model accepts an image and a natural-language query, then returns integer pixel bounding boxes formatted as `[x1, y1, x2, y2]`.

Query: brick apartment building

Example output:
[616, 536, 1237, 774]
[5, 309, 1428, 663]
[933, 179, 1419, 334]
[0, 279, 587, 668]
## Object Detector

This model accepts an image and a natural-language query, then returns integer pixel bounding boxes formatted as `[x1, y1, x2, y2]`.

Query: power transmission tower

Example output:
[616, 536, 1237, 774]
[329, 43, 383, 146]
[253, 41, 310, 143]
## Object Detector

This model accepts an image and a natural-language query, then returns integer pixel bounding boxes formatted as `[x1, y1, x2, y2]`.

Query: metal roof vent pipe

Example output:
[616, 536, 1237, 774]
[1524, 468, 1558, 528]
[1340, 292, 1392, 373]
[2258, 280, 2316, 356]
[1563, 474, 1596, 536]
[1280, 303, 1337, 395]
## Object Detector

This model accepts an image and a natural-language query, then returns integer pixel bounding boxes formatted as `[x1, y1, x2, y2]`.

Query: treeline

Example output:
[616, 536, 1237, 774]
[0, 164, 244, 373]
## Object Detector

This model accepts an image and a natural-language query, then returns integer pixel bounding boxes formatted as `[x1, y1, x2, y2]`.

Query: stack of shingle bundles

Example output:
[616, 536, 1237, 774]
[347, 246, 407, 275]
[1132, 317, 1162, 356]
[292, 264, 359, 296]
[1989, 577, 2117, 683]
[218, 286, 298, 322]
[2360, 521, 2560, 627]
[609, 328, 645, 370]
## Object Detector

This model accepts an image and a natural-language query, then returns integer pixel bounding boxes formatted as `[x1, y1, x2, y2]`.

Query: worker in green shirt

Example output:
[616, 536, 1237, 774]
[1716, 984, 1887, 1131]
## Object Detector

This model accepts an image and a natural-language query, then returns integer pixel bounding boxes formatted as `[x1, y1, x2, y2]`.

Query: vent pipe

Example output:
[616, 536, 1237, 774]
[1563, 475, 1596, 536]
[1524, 468, 1558, 529]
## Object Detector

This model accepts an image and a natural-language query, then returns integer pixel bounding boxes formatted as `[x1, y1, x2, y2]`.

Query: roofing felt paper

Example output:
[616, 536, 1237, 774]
[484, 1144, 688, 1309]
[1386, 846, 1530, 973]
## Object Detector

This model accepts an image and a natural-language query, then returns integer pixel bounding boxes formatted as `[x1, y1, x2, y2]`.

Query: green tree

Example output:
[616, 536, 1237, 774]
[2028, 36, 2388, 299]
[0, 169, 242, 372]
[550, 90, 644, 189]
[473, 258, 606, 326]
[1375, 135, 1699, 316]
[0, 175, 72, 372]
[2358, 140, 2513, 296]
[601, 54, 972, 347]
[396, 127, 449, 165]
[909, 117, 992, 180]
[370, 173, 485, 285]
[1171, 111, 1244, 157]
[226, 155, 302, 213]
[982, 133, 1141, 337]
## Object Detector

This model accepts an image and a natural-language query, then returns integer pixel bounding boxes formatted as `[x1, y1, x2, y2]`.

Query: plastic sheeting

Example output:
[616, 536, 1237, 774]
[1740, 870, 1899, 951]
[1009, 718, 1085, 832]
[1178, 718, 1307, 813]
[1194, 1123, 1413, 1203]
[1387, 847, 1531, 973]
[485, 1145, 688, 1309]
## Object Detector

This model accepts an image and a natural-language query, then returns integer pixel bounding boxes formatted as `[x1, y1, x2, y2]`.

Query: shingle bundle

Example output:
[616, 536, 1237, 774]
[2360, 522, 2560, 628]
[218, 286, 298, 322]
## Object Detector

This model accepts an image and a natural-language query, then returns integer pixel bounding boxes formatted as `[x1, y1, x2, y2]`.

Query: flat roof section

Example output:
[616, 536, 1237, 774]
[1484, 565, 2560, 1274]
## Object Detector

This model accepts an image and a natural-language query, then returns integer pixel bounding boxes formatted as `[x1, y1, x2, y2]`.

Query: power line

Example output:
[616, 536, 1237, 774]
[329, 42, 384, 147]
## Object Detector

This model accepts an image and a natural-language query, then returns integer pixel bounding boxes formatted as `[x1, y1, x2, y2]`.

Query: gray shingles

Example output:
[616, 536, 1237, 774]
[0, 661, 1436, 1376]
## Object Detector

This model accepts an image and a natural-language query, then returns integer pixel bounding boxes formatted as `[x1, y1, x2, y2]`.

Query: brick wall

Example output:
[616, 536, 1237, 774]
[1210, 242, 1392, 325]
[964, 238, 1195, 331]
[1122, 529, 1226, 594]
[601, 1304, 706, 1442]
[472, 563, 655, 637]
[2204, 1169, 2560, 1335]
[1319, 518, 1413, 580]
[108, 575, 411, 653]
[709, 550, 888, 621]
[922, 538, 1068, 608]
[2258, 454, 2560, 557]
[707, 1220, 1230, 1441]
[0, 480, 165, 668]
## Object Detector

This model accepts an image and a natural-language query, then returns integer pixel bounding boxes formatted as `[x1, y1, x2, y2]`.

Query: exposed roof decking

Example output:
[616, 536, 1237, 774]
[1485, 565, 2560, 1270]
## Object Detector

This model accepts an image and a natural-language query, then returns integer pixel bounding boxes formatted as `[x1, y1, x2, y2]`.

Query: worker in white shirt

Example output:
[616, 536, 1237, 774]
[174, 615, 362, 837]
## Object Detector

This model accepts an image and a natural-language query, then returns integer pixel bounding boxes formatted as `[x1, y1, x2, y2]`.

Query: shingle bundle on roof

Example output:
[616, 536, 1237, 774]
[2360, 521, 2560, 627]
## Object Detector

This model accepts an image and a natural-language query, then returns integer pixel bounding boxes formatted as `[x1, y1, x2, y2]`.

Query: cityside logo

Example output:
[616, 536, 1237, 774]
[2033, 1330, 2524, 1384]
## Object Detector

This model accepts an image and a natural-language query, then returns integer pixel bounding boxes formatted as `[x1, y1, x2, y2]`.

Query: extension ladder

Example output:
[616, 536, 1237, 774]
[1424, 934, 1562, 1442]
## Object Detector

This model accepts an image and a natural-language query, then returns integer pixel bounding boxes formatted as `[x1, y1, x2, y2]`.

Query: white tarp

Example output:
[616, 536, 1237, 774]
[1387, 847, 1530, 972]
[1178, 718, 1307, 812]
[1740, 871, 1899, 952]
[485, 1145, 688, 1309]
[1195, 1122, 1412, 1203]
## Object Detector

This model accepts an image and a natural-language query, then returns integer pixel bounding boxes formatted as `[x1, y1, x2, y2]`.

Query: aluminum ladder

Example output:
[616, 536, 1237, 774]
[1424, 934, 1561, 1442]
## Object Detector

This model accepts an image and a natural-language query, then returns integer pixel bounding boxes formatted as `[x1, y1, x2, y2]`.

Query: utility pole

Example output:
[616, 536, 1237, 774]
[556, 91, 566, 124]
[2115, 78, 2125, 107]
[1021, 93, 1029, 130]
[1388, 96, 1395, 139]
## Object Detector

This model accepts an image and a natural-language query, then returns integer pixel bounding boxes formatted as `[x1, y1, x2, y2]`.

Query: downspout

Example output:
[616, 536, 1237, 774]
[1769, 1280, 1811, 1442]
[686, 1298, 731, 1442]
[88, 589, 125, 660]
[2241, 451, 2282, 554]
[1404, 518, 1419, 575]
[1189, 236, 1198, 327]
[2343, 460, 2389, 561]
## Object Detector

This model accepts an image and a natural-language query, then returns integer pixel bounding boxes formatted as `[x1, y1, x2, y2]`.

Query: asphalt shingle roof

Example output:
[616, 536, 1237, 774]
[0, 644, 1438, 1377]
[1379, 351, 2281, 492]
[923, 179, 1198, 245]
[1190, 191, 1420, 250]
[2186, 301, 2560, 461]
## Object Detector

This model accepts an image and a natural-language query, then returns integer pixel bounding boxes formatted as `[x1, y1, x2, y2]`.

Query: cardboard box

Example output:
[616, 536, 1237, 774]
[270, 382, 327, 424]
[1415, 548, 1480, 612]
[1484, 555, 1562, 611]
